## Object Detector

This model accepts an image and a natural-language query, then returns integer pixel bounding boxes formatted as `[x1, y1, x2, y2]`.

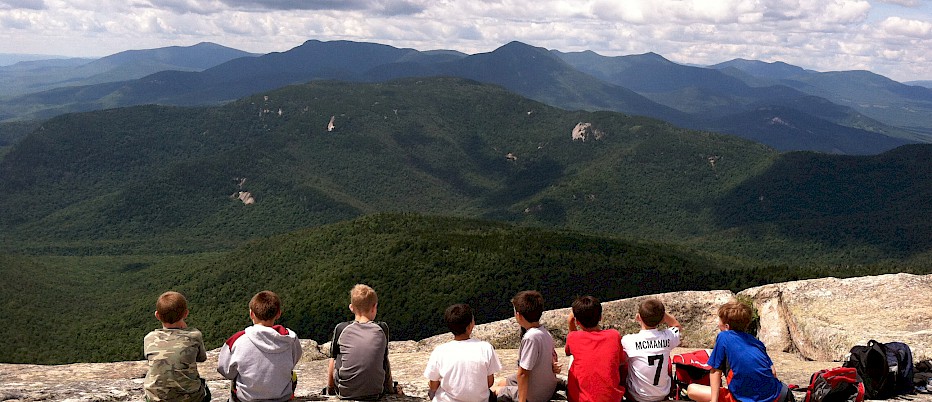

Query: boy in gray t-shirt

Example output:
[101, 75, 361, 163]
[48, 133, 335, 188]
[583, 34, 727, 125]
[326, 284, 402, 400]
[493, 290, 559, 402]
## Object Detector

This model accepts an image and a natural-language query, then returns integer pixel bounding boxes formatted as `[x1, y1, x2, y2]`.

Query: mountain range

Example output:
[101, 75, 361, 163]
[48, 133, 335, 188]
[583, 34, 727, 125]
[3, 58, 932, 365]
[3, 78, 930, 265]
[2, 40, 931, 155]
[0, 42, 257, 99]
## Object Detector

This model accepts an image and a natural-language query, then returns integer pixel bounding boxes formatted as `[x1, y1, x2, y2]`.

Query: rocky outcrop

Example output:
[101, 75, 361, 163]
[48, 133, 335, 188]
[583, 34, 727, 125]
[571, 122, 606, 142]
[741, 273, 932, 361]
[2, 274, 930, 401]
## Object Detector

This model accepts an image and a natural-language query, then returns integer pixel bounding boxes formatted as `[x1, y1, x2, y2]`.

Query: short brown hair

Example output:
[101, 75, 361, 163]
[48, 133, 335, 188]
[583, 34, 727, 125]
[250, 290, 282, 321]
[350, 284, 378, 312]
[718, 300, 752, 332]
[638, 298, 666, 328]
[572, 296, 602, 328]
[512, 290, 544, 323]
[156, 291, 188, 324]
[444, 303, 474, 336]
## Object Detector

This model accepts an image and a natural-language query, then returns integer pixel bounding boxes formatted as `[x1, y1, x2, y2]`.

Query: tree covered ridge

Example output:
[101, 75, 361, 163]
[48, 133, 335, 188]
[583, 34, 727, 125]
[3, 213, 928, 365]
[5, 78, 930, 264]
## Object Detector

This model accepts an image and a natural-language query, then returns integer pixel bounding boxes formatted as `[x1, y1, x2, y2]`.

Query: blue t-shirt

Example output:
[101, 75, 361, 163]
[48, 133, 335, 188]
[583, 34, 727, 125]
[708, 330, 781, 402]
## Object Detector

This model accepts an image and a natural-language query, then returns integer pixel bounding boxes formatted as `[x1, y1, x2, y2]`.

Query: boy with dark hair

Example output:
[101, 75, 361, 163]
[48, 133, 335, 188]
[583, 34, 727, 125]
[565, 296, 626, 402]
[218, 290, 302, 402]
[424, 303, 503, 402]
[326, 284, 403, 400]
[621, 298, 682, 402]
[686, 300, 791, 402]
[144, 291, 210, 402]
[493, 290, 559, 402]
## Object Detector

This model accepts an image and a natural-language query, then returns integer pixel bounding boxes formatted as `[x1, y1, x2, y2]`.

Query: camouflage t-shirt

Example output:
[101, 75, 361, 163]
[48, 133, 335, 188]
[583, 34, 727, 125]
[144, 327, 208, 402]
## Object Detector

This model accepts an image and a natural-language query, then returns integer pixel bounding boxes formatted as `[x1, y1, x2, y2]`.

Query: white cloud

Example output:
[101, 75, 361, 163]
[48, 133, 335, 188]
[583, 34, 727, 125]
[876, 0, 921, 6]
[0, 0, 931, 81]
[880, 16, 932, 38]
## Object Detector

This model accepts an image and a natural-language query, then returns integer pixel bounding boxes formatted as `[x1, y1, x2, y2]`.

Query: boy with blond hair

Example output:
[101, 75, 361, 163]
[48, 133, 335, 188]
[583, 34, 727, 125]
[565, 295, 626, 402]
[621, 298, 682, 402]
[144, 291, 210, 402]
[218, 290, 302, 402]
[326, 284, 402, 400]
[686, 300, 791, 402]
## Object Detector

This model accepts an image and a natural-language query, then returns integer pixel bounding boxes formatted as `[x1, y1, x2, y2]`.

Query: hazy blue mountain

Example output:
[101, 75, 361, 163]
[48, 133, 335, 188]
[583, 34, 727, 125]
[0, 57, 91, 70]
[709, 58, 813, 80]
[1, 40, 689, 126]
[711, 60, 932, 140]
[907, 80, 932, 88]
[439, 42, 691, 124]
[555, 50, 916, 154]
[2, 40, 927, 155]
[706, 106, 915, 154]
[0, 54, 79, 66]
[0, 42, 257, 99]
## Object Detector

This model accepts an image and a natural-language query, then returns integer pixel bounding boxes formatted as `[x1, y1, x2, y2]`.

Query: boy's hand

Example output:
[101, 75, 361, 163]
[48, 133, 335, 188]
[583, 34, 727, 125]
[552, 349, 562, 373]
[552, 360, 563, 374]
[567, 312, 578, 332]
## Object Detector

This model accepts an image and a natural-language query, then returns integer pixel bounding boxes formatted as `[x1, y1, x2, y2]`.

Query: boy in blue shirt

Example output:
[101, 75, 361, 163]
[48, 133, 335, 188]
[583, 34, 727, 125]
[686, 301, 792, 402]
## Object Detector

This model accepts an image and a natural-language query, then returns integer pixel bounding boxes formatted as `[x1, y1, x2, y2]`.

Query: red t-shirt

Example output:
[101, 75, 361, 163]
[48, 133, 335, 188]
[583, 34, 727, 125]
[565, 329, 627, 402]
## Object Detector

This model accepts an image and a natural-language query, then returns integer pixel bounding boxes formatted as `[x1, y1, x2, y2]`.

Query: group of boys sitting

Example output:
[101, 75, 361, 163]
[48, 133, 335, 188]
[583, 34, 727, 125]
[143, 285, 793, 402]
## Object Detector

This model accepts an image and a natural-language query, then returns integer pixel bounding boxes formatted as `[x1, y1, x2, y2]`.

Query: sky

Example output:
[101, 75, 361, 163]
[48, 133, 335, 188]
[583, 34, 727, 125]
[1, 0, 931, 82]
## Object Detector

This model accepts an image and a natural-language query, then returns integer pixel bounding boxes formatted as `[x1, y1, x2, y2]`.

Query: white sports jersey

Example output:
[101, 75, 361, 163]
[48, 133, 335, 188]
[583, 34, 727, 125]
[621, 327, 681, 402]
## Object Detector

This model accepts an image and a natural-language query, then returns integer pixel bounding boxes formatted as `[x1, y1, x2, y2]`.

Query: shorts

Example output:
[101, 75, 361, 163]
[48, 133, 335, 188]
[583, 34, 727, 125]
[718, 383, 792, 402]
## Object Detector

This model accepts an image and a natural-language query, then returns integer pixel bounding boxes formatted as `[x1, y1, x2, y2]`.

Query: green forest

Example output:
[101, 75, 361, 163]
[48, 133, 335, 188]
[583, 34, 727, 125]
[3, 214, 927, 364]
[2, 78, 931, 364]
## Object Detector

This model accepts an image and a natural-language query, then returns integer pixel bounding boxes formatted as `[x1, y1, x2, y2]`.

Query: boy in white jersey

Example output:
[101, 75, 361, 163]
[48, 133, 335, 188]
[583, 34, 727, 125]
[621, 298, 682, 402]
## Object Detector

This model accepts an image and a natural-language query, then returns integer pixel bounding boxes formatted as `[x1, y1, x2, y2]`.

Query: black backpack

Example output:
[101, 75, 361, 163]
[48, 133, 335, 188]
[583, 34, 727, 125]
[884, 342, 915, 395]
[843, 340, 895, 399]
[843, 340, 915, 399]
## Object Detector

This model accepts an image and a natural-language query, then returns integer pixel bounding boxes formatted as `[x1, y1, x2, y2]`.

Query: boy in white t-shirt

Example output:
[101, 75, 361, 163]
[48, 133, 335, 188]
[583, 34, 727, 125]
[424, 303, 503, 402]
[621, 298, 682, 402]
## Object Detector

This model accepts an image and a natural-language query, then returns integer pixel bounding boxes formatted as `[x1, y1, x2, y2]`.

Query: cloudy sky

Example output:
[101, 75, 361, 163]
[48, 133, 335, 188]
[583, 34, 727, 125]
[1, 0, 930, 82]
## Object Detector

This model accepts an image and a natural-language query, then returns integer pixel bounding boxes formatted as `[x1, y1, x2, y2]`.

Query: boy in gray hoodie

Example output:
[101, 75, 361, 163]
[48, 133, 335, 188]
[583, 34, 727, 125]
[218, 291, 303, 402]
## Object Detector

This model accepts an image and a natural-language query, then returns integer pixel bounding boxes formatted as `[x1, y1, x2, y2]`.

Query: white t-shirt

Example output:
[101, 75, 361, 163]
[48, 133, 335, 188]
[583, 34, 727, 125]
[424, 338, 503, 402]
[621, 327, 681, 402]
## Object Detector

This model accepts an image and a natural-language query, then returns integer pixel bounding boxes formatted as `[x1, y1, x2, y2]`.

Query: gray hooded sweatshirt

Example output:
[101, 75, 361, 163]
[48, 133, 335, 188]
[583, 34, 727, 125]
[217, 324, 302, 402]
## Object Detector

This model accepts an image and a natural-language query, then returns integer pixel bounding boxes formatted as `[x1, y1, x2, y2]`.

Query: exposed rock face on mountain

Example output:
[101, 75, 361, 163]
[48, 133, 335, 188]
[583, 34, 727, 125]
[1, 274, 929, 401]
[741, 273, 932, 362]
[571, 122, 606, 141]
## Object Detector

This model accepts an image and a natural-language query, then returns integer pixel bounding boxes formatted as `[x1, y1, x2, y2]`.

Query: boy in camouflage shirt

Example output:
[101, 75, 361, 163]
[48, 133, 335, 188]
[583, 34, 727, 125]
[144, 291, 210, 402]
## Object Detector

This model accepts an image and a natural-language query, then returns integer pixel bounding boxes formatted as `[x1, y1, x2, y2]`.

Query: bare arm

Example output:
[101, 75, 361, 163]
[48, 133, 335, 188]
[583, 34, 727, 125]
[428, 380, 440, 399]
[663, 312, 681, 330]
[327, 358, 336, 390]
[552, 349, 562, 373]
[517, 366, 530, 402]
[487, 374, 495, 388]
[710, 369, 723, 402]
[663, 312, 683, 342]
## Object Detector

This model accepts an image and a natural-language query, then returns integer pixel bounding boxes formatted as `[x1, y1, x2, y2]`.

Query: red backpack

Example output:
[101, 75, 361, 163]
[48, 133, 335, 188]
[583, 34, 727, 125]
[804, 367, 865, 402]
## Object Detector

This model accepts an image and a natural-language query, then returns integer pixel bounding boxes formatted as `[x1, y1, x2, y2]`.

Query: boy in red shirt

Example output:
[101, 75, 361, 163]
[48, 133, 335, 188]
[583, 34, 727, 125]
[565, 295, 627, 402]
